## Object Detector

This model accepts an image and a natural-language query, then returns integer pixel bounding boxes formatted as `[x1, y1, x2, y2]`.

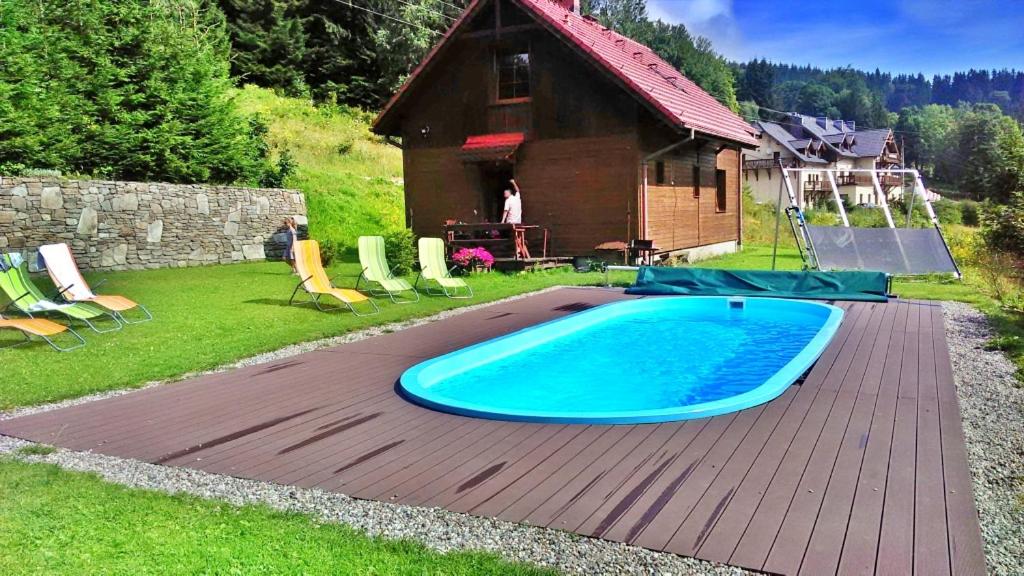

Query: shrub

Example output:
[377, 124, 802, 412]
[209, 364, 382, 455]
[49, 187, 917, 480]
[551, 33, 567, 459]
[383, 228, 416, 276]
[317, 237, 343, 267]
[981, 193, 1024, 258]
[932, 200, 963, 226]
[847, 207, 891, 228]
[961, 200, 981, 226]
[259, 149, 297, 188]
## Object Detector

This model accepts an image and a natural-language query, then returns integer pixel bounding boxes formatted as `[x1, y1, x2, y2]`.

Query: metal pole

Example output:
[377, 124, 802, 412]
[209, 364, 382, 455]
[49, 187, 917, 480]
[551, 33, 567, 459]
[824, 169, 850, 227]
[771, 162, 784, 271]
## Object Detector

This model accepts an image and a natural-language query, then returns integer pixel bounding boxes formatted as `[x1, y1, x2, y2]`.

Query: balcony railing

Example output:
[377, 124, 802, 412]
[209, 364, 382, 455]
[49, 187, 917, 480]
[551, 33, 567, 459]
[742, 158, 800, 170]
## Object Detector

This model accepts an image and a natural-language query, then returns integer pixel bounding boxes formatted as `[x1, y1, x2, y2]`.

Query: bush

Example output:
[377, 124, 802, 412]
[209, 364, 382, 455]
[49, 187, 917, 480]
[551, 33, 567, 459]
[961, 200, 981, 226]
[317, 237, 343, 267]
[847, 207, 891, 228]
[383, 228, 416, 276]
[932, 200, 963, 225]
[981, 193, 1024, 258]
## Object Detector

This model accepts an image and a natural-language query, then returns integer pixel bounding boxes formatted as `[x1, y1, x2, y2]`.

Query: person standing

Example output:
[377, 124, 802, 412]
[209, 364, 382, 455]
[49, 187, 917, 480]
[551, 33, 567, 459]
[282, 217, 299, 275]
[501, 178, 522, 224]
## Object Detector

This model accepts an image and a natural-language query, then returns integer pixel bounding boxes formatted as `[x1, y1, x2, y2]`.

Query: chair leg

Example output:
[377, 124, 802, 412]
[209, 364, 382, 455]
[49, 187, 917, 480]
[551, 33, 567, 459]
[114, 304, 153, 325]
[39, 326, 87, 352]
[78, 313, 122, 334]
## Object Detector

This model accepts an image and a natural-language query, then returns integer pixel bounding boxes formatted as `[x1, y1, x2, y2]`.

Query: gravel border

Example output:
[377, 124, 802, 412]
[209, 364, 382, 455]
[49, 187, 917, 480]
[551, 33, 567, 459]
[0, 435, 747, 575]
[0, 299, 1018, 575]
[942, 302, 1024, 576]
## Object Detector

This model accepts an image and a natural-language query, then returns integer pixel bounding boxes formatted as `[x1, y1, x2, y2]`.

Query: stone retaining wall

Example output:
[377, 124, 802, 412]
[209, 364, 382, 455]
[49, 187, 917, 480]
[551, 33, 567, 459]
[0, 177, 305, 271]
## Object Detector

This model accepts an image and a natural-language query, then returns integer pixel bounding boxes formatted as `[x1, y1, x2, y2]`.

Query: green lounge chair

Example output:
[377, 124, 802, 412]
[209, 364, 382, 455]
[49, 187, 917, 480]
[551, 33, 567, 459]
[356, 236, 419, 304]
[0, 254, 120, 333]
[414, 237, 472, 299]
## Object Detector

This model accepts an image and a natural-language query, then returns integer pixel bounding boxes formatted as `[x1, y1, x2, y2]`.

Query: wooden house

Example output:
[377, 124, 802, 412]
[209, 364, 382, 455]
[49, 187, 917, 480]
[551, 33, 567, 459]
[372, 0, 758, 264]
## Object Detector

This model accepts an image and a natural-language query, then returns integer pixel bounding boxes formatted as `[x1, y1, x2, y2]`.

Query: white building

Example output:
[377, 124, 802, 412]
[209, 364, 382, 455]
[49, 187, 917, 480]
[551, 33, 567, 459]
[742, 114, 903, 209]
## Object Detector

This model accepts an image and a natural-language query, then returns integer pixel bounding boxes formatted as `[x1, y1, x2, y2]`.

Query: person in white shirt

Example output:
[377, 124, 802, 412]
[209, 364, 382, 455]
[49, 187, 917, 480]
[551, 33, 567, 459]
[501, 178, 522, 224]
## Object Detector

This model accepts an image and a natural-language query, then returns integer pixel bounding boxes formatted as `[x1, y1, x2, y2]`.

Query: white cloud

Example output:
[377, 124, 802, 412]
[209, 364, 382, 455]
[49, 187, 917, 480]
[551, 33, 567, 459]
[647, 0, 744, 57]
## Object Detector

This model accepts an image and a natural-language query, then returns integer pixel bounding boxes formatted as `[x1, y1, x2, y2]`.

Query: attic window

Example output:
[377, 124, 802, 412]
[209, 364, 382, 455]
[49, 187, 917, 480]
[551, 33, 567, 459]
[496, 49, 530, 101]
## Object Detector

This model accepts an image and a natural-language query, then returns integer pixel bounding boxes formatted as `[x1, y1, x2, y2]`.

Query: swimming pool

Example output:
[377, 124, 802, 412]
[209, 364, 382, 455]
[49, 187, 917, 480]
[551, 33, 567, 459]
[399, 297, 844, 424]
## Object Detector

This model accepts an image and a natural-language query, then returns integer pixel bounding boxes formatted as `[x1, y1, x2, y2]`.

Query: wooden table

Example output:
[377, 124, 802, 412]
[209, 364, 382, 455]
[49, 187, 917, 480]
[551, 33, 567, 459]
[443, 222, 548, 260]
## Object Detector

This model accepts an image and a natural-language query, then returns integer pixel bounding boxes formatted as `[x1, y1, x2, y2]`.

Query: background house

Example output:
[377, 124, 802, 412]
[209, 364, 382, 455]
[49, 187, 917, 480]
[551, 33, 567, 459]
[372, 0, 757, 263]
[743, 113, 903, 209]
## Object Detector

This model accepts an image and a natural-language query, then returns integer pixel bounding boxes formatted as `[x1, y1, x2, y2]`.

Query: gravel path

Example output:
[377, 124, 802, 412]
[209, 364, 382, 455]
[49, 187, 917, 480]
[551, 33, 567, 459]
[942, 302, 1024, 576]
[0, 300, 1018, 575]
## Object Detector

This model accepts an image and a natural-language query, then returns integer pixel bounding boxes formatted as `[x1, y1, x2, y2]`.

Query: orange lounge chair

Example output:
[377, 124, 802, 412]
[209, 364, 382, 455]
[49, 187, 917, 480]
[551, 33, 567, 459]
[37, 243, 152, 324]
[0, 313, 85, 352]
[289, 240, 379, 316]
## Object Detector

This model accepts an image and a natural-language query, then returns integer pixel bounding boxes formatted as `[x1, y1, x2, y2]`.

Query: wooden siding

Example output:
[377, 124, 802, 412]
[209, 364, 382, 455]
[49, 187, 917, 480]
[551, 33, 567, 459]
[0, 289, 987, 576]
[513, 134, 638, 255]
[644, 145, 741, 252]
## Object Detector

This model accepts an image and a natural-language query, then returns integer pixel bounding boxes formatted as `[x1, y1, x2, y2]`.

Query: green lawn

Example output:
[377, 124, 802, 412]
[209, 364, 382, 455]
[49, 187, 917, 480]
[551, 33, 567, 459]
[0, 260, 635, 409]
[0, 459, 554, 576]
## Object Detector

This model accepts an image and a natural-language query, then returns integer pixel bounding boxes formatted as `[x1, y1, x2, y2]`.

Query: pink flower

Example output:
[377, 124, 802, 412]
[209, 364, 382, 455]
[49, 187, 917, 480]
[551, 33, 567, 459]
[452, 247, 494, 269]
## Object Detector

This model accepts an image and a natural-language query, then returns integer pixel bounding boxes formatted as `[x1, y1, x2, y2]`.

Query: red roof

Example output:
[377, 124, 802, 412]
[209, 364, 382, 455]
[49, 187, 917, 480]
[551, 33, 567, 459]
[373, 0, 758, 147]
[459, 132, 526, 162]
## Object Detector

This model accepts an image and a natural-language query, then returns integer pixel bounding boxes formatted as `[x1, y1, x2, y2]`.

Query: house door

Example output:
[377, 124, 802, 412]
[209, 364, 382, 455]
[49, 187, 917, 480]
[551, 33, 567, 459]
[478, 163, 514, 222]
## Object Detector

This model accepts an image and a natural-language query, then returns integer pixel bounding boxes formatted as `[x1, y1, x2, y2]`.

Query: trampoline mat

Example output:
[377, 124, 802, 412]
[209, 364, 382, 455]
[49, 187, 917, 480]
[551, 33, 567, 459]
[806, 225, 959, 276]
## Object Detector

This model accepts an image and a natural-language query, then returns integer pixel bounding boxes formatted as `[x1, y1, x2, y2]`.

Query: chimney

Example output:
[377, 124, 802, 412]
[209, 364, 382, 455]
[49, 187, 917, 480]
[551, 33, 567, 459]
[816, 116, 828, 130]
[846, 120, 856, 132]
[833, 119, 846, 132]
[553, 0, 580, 14]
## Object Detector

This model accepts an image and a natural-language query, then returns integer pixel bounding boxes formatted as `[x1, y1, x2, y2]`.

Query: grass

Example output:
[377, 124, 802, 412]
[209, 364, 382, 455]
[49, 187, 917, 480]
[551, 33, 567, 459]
[0, 260, 633, 409]
[234, 86, 405, 252]
[14, 444, 55, 456]
[0, 459, 555, 576]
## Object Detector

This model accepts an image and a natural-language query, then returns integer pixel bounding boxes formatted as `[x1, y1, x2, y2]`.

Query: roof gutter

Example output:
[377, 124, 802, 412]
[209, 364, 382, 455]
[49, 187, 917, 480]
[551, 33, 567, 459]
[639, 128, 694, 245]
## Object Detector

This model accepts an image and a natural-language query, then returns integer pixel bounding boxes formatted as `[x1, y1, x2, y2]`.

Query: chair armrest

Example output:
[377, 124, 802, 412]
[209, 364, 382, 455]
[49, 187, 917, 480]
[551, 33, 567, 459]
[2, 291, 31, 312]
[50, 283, 75, 301]
[92, 278, 107, 291]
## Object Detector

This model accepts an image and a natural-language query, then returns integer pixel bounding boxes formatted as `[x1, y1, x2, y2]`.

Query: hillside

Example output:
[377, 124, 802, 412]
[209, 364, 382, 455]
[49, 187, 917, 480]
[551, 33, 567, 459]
[233, 86, 405, 251]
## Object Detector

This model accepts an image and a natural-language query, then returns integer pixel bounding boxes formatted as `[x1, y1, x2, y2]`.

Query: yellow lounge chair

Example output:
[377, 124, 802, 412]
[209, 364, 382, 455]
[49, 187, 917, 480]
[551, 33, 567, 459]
[0, 313, 85, 352]
[37, 243, 152, 324]
[414, 237, 473, 299]
[289, 240, 379, 316]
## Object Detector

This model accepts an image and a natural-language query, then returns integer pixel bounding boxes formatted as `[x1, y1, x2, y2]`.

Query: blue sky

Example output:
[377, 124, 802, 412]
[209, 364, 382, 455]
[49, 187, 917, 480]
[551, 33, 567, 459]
[645, 0, 1024, 75]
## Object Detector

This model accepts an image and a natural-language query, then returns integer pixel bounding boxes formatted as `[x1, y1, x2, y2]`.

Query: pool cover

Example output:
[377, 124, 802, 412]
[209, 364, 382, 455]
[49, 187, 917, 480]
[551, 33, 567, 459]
[625, 267, 889, 302]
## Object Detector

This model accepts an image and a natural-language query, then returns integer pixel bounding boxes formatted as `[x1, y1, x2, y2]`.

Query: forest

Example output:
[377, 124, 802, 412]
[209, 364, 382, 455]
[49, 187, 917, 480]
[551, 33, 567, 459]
[0, 0, 1021, 204]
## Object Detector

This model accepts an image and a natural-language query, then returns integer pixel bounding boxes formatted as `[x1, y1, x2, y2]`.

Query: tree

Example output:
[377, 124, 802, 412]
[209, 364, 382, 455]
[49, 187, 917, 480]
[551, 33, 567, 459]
[738, 59, 774, 106]
[796, 83, 836, 117]
[219, 0, 309, 96]
[0, 0, 266, 183]
[954, 104, 1024, 202]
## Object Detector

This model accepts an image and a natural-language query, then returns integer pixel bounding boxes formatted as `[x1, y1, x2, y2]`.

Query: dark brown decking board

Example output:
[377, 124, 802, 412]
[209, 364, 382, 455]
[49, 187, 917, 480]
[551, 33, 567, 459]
[0, 288, 986, 575]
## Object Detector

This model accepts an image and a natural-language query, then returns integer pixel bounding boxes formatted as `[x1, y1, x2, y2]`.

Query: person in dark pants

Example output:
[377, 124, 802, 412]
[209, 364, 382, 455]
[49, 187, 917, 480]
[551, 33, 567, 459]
[282, 217, 298, 275]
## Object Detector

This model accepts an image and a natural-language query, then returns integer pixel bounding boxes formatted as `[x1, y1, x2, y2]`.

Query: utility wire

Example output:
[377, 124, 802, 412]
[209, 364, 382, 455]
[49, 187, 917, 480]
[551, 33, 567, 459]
[330, 0, 445, 35]
[393, 0, 457, 22]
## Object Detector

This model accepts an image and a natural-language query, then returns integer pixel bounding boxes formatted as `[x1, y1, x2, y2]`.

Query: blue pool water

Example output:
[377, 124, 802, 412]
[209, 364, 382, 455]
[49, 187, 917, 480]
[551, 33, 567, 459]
[400, 297, 844, 423]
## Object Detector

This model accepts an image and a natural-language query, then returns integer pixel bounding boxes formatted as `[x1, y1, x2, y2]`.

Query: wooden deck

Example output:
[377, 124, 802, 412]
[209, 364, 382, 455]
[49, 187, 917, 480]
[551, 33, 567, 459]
[0, 288, 986, 575]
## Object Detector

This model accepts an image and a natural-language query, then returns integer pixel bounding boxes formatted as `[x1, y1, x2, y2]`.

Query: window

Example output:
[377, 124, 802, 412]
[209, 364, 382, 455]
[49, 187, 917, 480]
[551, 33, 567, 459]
[654, 161, 666, 185]
[692, 165, 701, 198]
[497, 50, 530, 101]
[715, 169, 727, 212]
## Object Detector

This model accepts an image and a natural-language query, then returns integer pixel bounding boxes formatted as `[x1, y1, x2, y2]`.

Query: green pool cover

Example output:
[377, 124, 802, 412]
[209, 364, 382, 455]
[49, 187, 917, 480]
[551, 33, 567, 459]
[625, 267, 889, 302]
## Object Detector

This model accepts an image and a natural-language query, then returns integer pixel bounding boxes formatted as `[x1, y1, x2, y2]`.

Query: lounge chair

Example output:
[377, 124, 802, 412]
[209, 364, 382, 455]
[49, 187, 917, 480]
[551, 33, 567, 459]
[289, 240, 379, 316]
[0, 254, 121, 333]
[0, 313, 86, 352]
[37, 243, 152, 324]
[356, 236, 419, 304]
[414, 237, 473, 299]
